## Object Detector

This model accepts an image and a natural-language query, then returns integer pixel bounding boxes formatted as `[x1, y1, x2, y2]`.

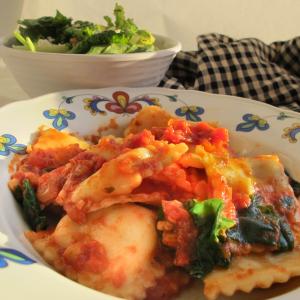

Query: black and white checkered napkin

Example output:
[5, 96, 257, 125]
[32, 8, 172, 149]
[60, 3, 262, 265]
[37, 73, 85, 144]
[160, 33, 300, 112]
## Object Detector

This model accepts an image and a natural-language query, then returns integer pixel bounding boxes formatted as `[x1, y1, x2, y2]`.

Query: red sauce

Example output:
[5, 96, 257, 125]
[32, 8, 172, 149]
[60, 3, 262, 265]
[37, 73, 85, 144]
[64, 197, 95, 224]
[111, 267, 127, 288]
[124, 130, 155, 148]
[232, 192, 251, 210]
[37, 164, 72, 204]
[71, 151, 105, 172]
[12, 170, 40, 187]
[127, 245, 137, 254]
[27, 144, 83, 170]
[254, 183, 299, 223]
[64, 240, 108, 273]
[146, 270, 190, 300]
[56, 153, 105, 205]
[159, 164, 192, 193]
[162, 200, 198, 266]
[133, 179, 170, 197]
[132, 178, 194, 202]
[207, 173, 236, 220]
[152, 119, 229, 149]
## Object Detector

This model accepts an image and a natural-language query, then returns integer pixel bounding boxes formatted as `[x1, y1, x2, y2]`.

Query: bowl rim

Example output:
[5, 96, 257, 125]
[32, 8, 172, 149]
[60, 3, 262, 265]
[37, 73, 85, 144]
[0, 34, 182, 61]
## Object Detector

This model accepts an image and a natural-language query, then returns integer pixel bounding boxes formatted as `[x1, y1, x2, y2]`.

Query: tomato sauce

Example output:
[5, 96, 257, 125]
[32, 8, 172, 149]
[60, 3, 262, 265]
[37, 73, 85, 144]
[152, 119, 229, 148]
[124, 130, 155, 148]
[63, 239, 108, 273]
[146, 270, 190, 300]
[27, 144, 83, 170]
[161, 200, 198, 266]
[111, 267, 127, 288]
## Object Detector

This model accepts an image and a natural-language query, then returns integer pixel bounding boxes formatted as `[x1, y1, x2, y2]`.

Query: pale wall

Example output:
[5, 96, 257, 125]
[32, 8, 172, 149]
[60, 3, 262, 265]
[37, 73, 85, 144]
[1, 0, 300, 50]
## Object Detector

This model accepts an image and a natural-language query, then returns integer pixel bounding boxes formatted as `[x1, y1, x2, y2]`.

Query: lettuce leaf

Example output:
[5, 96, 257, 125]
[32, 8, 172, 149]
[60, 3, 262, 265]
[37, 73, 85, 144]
[106, 3, 138, 34]
[13, 3, 156, 54]
[18, 10, 72, 43]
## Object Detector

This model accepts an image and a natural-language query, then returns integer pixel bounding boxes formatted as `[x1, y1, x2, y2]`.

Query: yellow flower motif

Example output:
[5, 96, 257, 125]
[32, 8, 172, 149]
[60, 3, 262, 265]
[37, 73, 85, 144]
[175, 105, 205, 121]
[83, 97, 107, 116]
[249, 115, 260, 121]
[258, 119, 268, 127]
[115, 94, 128, 109]
[0, 136, 8, 144]
[47, 108, 69, 117]
[151, 97, 160, 106]
[282, 123, 300, 143]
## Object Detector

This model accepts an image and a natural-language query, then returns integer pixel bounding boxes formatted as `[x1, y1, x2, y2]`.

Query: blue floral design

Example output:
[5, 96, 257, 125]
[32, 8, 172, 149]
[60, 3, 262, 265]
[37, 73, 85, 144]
[133, 94, 160, 106]
[175, 106, 205, 121]
[43, 108, 76, 130]
[282, 123, 300, 143]
[0, 248, 35, 268]
[83, 95, 109, 115]
[236, 114, 270, 132]
[0, 134, 26, 156]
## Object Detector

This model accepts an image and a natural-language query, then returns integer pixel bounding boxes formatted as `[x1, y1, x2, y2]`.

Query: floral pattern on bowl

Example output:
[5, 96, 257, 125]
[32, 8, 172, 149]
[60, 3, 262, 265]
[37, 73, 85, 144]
[0, 134, 26, 157]
[0, 248, 35, 268]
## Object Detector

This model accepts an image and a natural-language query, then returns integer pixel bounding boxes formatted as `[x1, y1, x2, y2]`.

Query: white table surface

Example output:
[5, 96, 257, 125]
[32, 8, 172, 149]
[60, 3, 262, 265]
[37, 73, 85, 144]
[0, 58, 28, 107]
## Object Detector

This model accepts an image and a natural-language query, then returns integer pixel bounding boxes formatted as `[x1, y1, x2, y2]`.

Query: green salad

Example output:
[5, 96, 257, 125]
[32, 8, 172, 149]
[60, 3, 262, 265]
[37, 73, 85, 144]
[12, 3, 156, 54]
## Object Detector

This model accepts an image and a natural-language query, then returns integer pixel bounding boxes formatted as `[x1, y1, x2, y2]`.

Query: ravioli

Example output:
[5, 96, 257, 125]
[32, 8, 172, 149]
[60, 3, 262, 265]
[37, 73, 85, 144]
[204, 229, 300, 300]
[124, 106, 173, 135]
[26, 204, 165, 300]
[63, 143, 188, 223]
[29, 127, 90, 151]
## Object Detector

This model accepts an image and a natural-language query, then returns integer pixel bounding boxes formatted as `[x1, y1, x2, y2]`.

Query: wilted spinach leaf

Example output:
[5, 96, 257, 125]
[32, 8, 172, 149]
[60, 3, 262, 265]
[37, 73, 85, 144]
[185, 199, 235, 278]
[227, 194, 294, 252]
[12, 179, 48, 231]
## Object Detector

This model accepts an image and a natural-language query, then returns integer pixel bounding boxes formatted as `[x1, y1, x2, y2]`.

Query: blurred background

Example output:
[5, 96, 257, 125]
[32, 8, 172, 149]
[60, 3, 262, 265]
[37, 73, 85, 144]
[1, 0, 300, 50]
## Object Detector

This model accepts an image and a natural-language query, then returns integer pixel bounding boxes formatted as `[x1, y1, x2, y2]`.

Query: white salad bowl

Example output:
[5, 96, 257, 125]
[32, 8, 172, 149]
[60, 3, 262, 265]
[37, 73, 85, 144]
[0, 35, 181, 97]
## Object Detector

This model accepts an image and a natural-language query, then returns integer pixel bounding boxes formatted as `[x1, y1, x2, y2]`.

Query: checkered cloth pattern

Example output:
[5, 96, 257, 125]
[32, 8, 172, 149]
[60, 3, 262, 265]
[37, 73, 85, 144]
[159, 33, 300, 112]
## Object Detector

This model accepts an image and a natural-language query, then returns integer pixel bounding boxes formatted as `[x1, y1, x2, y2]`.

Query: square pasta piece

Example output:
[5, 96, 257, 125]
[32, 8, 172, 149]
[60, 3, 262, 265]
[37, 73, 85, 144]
[203, 228, 300, 300]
